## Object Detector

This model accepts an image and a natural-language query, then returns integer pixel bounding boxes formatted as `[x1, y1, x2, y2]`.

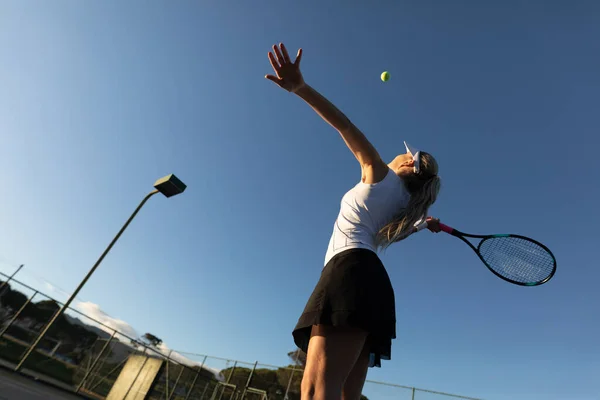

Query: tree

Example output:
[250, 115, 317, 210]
[69, 324, 99, 348]
[32, 299, 61, 323]
[35, 299, 61, 311]
[287, 348, 306, 368]
[0, 280, 12, 297]
[141, 332, 163, 348]
[0, 285, 28, 312]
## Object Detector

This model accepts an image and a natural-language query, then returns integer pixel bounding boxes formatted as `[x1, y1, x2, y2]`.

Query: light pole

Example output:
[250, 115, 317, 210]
[15, 174, 186, 371]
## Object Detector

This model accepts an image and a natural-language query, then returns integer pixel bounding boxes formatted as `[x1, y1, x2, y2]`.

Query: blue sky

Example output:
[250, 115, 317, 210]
[1, 1, 599, 399]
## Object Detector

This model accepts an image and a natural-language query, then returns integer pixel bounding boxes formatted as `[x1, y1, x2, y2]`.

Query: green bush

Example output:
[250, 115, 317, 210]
[0, 337, 76, 385]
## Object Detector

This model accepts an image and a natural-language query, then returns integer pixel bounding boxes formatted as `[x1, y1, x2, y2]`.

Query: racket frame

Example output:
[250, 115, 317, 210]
[439, 223, 557, 286]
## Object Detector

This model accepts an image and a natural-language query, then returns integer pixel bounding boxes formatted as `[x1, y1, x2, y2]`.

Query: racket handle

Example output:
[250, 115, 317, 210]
[439, 223, 454, 234]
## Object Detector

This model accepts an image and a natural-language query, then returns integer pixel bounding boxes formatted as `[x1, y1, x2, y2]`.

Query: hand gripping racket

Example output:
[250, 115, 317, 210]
[438, 222, 557, 286]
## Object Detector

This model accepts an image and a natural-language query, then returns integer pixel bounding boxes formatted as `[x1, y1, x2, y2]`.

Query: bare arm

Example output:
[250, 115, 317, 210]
[294, 84, 389, 183]
[265, 43, 388, 183]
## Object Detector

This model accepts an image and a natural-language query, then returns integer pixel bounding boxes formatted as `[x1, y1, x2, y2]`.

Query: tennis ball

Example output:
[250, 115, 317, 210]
[381, 71, 390, 82]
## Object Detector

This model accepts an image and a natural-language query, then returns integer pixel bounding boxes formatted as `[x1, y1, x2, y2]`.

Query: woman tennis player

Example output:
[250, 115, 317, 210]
[265, 43, 442, 400]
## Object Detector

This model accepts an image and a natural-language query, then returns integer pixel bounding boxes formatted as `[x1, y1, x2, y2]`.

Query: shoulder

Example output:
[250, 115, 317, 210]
[361, 159, 394, 185]
[358, 167, 404, 189]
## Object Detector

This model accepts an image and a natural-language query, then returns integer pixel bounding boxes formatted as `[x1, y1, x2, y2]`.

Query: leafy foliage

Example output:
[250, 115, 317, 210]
[142, 332, 163, 348]
[0, 282, 99, 351]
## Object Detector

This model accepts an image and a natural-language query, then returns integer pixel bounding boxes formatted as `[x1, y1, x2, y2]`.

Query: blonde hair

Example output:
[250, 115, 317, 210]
[376, 152, 441, 249]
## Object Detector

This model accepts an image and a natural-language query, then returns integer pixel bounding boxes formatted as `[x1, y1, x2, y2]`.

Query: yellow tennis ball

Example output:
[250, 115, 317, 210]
[381, 71, 390, 82]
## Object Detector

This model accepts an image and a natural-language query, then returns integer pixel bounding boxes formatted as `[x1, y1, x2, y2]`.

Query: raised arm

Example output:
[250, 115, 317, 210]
[265, 43, 388, 184]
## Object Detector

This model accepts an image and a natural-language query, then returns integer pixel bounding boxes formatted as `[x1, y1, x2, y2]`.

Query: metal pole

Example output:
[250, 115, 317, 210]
[0, 291, 38, 338]
[245, 362, 257, 387]
[199, 381, 210, 400]
[16, 190, 159, 371]
[219, 361, 237, 400]
[169, 362, 185, 400]
[184, 355, 207, 400]
[0, 264, 24, 294]
[283, 349, 300, 400]
[241, 361, 257, 400]
[166, 349, 173, 400]
[86, 337, 116, 391]
[226, 361, 237, 383]
[411, 387, 415, 400]
[75, 332, 116, 393]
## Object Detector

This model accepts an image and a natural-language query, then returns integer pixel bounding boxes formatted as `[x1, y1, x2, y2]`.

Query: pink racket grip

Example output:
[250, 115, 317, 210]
[439, 223, 454, 234]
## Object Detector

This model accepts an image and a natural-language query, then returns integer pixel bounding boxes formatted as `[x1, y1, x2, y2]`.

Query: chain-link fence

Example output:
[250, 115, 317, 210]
[0, 269, 482, 400]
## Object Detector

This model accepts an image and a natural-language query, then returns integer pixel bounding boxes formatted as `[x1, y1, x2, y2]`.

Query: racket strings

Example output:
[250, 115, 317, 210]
[479, 236, 555, 284]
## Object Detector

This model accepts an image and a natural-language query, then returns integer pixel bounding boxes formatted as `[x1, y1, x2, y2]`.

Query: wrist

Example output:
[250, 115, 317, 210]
[291, 82, 309, 95]
[414, 220, 429, 232]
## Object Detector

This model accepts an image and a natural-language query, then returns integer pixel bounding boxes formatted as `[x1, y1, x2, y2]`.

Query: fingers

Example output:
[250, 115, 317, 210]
[269, 43, 301, 66]
[280, 43, 291, 64]
[268, 52, 280, 74]
[265, 74, 284, 88]
[273, 44, 286, 66]
[266, 43, 302, 90]
[295, 48, 303, 65]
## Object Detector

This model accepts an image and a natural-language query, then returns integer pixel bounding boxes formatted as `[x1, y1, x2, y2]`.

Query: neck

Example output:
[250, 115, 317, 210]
[387, 158, 403, 173]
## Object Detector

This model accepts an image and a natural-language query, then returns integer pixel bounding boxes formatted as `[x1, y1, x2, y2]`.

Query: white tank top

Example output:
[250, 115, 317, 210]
[324, 168, 411, 266]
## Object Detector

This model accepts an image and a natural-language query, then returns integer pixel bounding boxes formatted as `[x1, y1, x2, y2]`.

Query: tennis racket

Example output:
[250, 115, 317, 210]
[438, 222, 556, 286]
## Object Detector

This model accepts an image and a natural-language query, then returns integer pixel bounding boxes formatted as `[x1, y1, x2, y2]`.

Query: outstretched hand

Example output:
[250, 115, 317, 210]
[265, 43, 305, 93]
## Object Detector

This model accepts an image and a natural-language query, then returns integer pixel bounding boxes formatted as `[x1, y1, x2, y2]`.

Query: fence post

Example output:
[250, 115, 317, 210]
[412, 387, 416, 400]
[166, 349, 173, 400]
[0, 264, 24, 295]
[75, 331, 116, 394]
[199, 381, 210, 400]
[283, 349, 300, 400]
[226, 360, 237, 383]
[184, 355, 207, 400]
[240, 361, 258, 399]
[218, 361, 237, 400]
[216, 360, 237, 400]
[17, 294, 68, 369]
[0, 290, 38, 339]
[168, 359, 185, 400]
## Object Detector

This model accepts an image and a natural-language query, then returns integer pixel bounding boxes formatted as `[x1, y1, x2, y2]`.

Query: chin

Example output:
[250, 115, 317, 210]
[395, 169, 410, 177]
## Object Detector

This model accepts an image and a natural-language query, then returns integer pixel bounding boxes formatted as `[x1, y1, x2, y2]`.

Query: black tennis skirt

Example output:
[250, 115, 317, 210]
[292, 248, 396, 368]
